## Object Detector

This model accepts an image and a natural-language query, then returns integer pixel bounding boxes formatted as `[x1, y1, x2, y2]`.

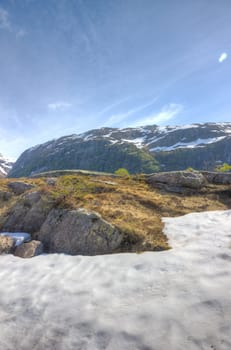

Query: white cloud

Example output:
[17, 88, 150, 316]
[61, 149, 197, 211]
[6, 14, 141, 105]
[218, 53, 228, 63]
[133, 103, 183, 126]
[0, 7, 11, 30]
[0, 7, 26, 38]
[48, 102, 72, 111]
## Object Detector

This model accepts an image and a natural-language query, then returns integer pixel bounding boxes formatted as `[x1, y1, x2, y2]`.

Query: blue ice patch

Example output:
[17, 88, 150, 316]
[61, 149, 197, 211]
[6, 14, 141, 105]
[0, 232, 31, 246]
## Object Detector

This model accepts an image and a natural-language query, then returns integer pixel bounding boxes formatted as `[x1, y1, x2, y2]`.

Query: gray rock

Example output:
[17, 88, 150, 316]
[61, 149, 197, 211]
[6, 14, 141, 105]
[147, 171, 207, 192]
[201, 171, 231, 185]
[0, 235, 15, 254]
[14, 240, 43, 258]
[1, 191, 55, 233]
[7, 181, 35, 195]
[37, 208, 123, 255]
[0, 191, 12, 201]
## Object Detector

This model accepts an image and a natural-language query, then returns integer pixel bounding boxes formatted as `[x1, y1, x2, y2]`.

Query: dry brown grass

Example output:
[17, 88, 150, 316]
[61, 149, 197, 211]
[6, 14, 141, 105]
[1, 174, 231, 252]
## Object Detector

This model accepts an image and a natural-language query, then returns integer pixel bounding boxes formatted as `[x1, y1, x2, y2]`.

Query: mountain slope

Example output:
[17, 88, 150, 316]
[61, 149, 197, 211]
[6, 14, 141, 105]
[9, 122, 231, 177]
[9, 137, 159, 177]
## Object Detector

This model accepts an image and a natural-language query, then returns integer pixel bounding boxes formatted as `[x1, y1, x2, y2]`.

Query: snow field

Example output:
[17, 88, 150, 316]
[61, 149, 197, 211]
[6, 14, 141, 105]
[0, 210, 230, 350]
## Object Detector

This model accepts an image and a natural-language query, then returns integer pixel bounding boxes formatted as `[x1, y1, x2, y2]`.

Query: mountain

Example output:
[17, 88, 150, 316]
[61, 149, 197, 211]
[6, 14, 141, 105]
[9, 122, 231, 177]
[0, 155, 14, 177]
[9, 135, 159, 177]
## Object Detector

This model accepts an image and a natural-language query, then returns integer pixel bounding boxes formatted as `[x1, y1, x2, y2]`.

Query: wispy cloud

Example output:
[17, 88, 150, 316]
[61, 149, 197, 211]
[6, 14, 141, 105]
[48, 102, 72, 111]
[0, 7, 26, 38]
[219, 53, 228, 63]
[105, 97, 158, 126]
[96, 97, 130, 117]
[133, 103, 183, 126]
[0, 7, 11, 30]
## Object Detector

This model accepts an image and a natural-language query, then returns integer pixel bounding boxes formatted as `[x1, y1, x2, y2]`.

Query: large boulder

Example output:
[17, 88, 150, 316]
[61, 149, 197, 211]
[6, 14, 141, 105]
[0, 235, 15, 254]
[14, 240, 43, 258]
[146, 171, 207, 193]
[7, 181, 35, 195]
[36, 208, 123, 255]
[201, 171, 231, 185]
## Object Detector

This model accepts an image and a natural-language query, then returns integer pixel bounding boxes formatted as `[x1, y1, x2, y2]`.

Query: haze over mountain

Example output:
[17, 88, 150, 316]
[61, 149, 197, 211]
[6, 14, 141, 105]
[0, 1, 231, 159]
[9, 122, 231, 177]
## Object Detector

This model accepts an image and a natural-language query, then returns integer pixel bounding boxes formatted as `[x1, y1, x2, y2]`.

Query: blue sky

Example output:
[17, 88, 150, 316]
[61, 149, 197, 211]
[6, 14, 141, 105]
[0, 0, 231, 159]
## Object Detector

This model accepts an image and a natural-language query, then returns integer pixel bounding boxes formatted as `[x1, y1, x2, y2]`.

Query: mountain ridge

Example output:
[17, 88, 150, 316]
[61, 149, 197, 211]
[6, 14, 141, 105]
[9, 122, 231, 177]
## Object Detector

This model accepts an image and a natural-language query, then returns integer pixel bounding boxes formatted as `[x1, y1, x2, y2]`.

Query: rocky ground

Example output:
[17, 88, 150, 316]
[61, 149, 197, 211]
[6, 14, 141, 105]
[0, 170, 231, 257]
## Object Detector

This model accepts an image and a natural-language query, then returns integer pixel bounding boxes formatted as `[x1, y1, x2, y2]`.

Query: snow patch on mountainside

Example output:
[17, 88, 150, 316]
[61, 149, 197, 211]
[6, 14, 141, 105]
[121, 137, 145, 148]
[156, 123, 201, 133]
[0, 154, 14, 177]
[150, 136, 226, 152]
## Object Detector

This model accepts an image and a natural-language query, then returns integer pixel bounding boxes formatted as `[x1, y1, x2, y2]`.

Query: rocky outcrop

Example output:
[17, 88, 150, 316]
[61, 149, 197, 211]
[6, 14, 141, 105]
[0, 235, 15, 254]
[201, 171, 231, 185]
[14, 240, 43, 258]
[2, 191, 55, 233]
[7, 181, 35, 195]
[0, 191, 124, 255]
[37, 208, 123, 255]
[146, 171, 207, 193]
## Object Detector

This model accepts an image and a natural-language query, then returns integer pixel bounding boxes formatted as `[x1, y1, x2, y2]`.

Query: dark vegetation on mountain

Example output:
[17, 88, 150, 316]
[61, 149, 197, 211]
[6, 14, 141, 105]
[9, 139, 159, 178]
[8, 122, 231, 178]
[156, 136, 231, 171]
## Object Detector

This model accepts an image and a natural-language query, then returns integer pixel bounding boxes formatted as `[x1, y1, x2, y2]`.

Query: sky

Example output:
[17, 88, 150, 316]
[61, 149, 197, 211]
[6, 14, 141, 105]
[0, 0, 231, 159]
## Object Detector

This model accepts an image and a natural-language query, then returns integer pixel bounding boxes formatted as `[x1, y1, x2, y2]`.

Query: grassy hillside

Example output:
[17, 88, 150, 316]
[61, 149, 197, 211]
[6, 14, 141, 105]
[1, 173, 231, 252]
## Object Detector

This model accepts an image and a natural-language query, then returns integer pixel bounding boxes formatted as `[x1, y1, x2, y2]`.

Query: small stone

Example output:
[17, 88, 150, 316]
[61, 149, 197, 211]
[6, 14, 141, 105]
[14, 240, 43, 258]
[46, 178, 57, 186]
[0, 235, 15, 254]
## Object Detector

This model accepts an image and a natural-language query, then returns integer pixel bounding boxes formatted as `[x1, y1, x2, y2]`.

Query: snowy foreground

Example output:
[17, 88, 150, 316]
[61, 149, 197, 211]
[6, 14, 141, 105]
[0, 211, 231, 350]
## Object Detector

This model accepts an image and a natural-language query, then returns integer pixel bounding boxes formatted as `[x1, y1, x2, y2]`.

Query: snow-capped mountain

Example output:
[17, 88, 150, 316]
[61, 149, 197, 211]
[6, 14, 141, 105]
[9, 122, 231, 177]
[78, 122, 231, 151]
[0, 155, 14, 177]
